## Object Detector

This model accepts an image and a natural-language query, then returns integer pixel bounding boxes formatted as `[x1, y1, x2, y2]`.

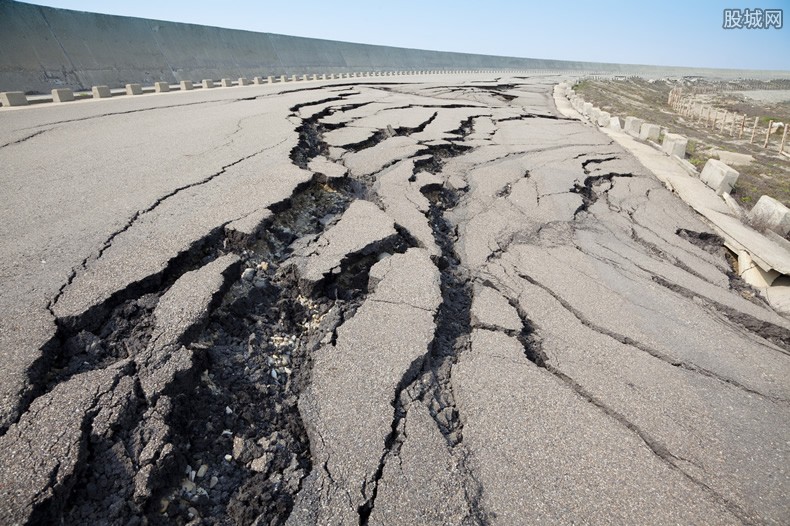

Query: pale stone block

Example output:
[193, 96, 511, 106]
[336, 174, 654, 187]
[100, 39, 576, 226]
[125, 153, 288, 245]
[253, 77, 264, 84]
[597, 111, 610, 127]
[202, 79, 215, 89]
[699, 159, 739, 196]
[748, 195, 790, 236]
[266, 76, 274, 83]
[52, 88, 74, 102]
[738, 250, 780, 288]
[321, 74, 327, 80]
[291, 75, 298, 81]
[125, 83, 142, 96]
[91, 85, 111, 99]
[1, 91, 27, 106]
[279, 75, 287, 82]
[221, 78, 233, 87]
[639, 122, 661, 141]
[154, 81, 169, 93]
[589, 107, 601, 122]
[661, 133, 688, 158]
[238, 77, 251, 86]
[624, 116, 644, 136]
[609, 116, 622, 130]
[180, 81, 193, 91]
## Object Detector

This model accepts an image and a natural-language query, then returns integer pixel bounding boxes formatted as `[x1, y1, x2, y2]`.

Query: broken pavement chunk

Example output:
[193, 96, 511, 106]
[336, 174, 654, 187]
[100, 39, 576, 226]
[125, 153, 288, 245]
[288, 199, 398, 290]
[138, 253, 240, 400]
[289, 248, 441, 524]
[470, 284, 522, 332]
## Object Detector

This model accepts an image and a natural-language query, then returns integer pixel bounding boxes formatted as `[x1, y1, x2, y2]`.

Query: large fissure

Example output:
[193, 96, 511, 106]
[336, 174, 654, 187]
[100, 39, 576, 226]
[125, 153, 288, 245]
[30, 168, 405, 524]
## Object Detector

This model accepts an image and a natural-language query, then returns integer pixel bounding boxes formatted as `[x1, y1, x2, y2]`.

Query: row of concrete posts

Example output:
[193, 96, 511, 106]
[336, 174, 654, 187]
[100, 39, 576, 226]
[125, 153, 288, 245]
[1, 69, 617, 108]
[558, 82, 741, 196]
[1, 71, 456, 106]
[557, 82, 790, 237]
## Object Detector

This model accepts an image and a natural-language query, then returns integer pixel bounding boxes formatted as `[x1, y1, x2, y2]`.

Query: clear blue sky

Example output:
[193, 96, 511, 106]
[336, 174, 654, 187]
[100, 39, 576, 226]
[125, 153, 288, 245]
[25, 0, 790, 70]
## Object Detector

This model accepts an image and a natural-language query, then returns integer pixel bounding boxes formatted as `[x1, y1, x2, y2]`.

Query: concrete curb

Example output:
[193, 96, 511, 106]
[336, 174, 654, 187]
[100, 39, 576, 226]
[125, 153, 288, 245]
[2, 69, 572, 109]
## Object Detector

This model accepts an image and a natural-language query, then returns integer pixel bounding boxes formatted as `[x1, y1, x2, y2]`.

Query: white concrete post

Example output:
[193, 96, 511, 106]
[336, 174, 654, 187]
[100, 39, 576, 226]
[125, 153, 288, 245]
[0, 91, 28, 106]
[125, 84, 142, 96]
[52, 88, 75, 102]
[92, 85, 111, 98]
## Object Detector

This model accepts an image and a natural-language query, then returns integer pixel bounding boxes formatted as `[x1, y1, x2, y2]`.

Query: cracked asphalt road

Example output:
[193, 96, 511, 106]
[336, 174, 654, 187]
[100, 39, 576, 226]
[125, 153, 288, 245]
[1, 74, 788, 525]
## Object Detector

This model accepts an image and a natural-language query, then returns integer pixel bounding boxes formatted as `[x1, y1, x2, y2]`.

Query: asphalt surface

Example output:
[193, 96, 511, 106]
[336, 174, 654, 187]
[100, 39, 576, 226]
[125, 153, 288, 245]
[0, 74, 788, 525]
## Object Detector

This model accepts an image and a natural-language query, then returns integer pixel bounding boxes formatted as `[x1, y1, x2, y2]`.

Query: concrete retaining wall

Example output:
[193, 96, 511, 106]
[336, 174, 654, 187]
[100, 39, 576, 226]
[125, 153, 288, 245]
[2, 1, 789, 93]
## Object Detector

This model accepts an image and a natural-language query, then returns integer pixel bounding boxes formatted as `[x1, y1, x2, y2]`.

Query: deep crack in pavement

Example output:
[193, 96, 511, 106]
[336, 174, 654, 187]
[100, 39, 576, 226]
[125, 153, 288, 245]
[1, 74, 789, 526]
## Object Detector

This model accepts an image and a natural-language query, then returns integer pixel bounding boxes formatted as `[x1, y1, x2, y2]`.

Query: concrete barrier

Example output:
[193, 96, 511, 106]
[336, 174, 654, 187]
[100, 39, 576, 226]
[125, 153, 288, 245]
[220, 78, 233, 87]
[126, 83, 142, 95]
[202, 79, 215, 89]
[748, 196, 790, 236]
[661, 133, 688, 158]
[91, 85, 111, 98]
[279, 75, 287, 83]
[52, 88, 74, 102]
[180, 80, 193, 91]
[267, 76, 274, 83]
[639, 123, 661, 141]
[597, 111, 610, 127]
[1, 91, 28, 106]
[609, 116, 622, 130]
[291, 75, 298, 82]
[589, 107, 601, 123]
[154, 81, 169, 93]
[238, 77, 251, 86]
[700, 159, 739, 196]
[4, 0, 780, 97]
[624, 116, 644, 137]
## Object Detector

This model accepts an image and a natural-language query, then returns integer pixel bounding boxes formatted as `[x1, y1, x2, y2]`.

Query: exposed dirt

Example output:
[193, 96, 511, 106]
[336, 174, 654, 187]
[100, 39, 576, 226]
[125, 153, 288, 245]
[16, 83, 502, 526]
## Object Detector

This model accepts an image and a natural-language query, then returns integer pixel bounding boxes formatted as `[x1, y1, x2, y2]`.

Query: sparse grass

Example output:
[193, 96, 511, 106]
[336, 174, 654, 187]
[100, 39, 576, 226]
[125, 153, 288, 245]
[732, 163, 790, 207]
[759, 115, 781, 125]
